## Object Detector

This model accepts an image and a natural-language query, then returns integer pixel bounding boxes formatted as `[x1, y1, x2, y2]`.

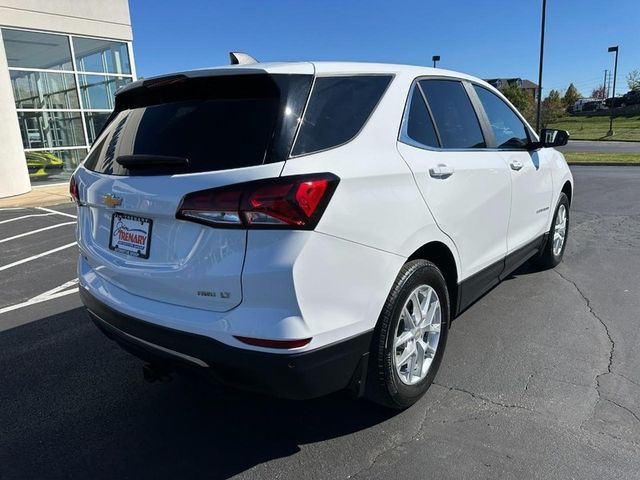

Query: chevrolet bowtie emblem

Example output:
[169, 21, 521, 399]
[103, 194, 122, 208]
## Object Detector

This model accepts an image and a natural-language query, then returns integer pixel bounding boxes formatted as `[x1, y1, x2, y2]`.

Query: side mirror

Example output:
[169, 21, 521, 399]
[539, 128, 569, 148]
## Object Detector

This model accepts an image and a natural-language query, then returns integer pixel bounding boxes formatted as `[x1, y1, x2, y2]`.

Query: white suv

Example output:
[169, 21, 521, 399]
[72, 59, 573, 409]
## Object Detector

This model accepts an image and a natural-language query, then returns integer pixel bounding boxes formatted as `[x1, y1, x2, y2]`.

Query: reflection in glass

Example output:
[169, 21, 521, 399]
[73, 37, 131, 74]
[79, 75, 131, 109]
[84, 112, 111, 143]
[17, 111, 85, 149]
[2, 29, 72, 70]
[10, 70, 79, 109]
[26, 149, 88, 181]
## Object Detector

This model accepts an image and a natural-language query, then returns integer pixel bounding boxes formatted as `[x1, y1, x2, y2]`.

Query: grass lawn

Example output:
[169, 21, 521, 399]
[563, 152, 640, 164]
[548, 115, 640, 141]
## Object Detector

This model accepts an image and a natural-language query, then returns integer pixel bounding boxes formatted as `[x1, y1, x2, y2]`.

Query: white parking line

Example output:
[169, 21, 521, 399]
[0, 222, 76, 244]
[0, 242, 77, 272]
[0, 279, 79, 315]
[0, 213, 57, 225]
[0, 207, 26, 211]
[36, 206, 77, 219]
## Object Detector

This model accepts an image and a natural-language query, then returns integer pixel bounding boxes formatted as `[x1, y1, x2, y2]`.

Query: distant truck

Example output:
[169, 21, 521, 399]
[571, 98, 598, 113]
[581, 100, 606, 112]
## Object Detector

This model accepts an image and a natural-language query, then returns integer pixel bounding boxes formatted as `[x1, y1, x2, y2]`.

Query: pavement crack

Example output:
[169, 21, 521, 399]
[616, 373, 640, 391]
[518, 372, 537, 403]
[347, 391, 440, 479]
[606, 399, 640, 425]
[553, 269, 616, 425]
[434, 382, 531, 411]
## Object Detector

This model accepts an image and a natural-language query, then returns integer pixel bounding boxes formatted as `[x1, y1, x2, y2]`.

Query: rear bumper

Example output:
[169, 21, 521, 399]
[80, 286, 372, 400]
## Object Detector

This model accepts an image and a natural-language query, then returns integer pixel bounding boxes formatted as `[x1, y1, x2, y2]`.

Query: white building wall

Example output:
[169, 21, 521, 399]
[0, 0, 132, 41]
[0, 28, 30, 197]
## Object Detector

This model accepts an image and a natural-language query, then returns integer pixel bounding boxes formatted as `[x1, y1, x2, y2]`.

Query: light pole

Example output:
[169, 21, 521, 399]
[432, 55, 440, 68]
[535, 0, 547, 133]
[607, 45, 619, 136]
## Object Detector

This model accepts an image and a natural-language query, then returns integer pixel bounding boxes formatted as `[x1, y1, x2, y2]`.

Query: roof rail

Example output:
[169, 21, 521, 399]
[229, 52, 259, 65]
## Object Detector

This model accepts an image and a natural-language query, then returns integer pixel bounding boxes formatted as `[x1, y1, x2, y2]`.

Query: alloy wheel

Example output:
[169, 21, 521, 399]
[393, 285, 442, 385]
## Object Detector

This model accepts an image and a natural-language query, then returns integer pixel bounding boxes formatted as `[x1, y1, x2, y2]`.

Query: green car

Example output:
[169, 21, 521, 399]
[26, 151, 64, 179]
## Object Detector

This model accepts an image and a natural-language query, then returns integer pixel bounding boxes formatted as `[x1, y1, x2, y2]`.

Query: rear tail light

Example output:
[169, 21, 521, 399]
[69, 175, 80, 204]
[176, 173, 339, 229]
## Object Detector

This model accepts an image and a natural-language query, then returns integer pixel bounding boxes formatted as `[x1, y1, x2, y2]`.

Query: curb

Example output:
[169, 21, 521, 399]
[567, 139, 640, 144]
[567, 162, 640, 166]
[0, 184, 71, 208]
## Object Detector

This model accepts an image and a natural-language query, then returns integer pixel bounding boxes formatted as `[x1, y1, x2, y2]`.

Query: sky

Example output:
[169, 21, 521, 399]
[129, 0, 640, 97]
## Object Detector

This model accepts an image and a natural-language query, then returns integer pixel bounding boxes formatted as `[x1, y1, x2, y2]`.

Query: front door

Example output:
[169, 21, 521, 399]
[470, 85, 553, 263]
[397, 79, 512, 283]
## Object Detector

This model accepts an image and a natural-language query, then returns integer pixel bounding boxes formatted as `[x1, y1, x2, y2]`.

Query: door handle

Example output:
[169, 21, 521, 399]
[429, 164, 455, 178]
[510, 160, 524, 171]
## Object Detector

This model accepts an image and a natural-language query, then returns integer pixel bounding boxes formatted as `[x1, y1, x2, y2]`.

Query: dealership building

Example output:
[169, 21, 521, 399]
[0, 0, 135, 198]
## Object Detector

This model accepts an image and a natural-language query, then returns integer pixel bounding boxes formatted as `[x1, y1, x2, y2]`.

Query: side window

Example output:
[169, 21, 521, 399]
[292, 75, 392, 156]
[473, 85, 530, 148]
[419, 80, 486, 149]
[404, 86, 439, 148]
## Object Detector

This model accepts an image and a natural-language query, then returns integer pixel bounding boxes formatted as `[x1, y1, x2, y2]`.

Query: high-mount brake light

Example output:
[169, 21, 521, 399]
[176, 173, 339, 229]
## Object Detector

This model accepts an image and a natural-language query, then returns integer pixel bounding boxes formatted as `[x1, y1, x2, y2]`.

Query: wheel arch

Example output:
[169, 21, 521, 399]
[561, 180, 573, 206]
[407, 241, 459, 316]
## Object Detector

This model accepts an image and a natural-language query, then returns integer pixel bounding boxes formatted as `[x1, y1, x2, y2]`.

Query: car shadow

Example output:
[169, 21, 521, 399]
[0, 307, 397, 479]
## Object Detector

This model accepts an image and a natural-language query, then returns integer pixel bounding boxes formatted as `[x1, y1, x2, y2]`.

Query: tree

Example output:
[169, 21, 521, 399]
[627, 70, 640, 91]
[563, 83, 581, 107]
[591, 85, 606, 99]
[541, 89, 565, 128]
[500, 83, 536, 125]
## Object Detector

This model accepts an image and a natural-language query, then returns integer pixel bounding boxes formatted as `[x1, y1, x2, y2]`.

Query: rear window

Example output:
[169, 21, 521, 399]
[419, 80, 486, 149]
[84, 74, 312, 175]
[291, 75, 392, 156]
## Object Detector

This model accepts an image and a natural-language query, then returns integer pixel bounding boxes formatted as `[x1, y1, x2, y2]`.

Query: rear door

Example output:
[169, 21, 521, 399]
[471, 85, 553, 261]
[75, 72, 312, 312]
[397, 79, 511, 282]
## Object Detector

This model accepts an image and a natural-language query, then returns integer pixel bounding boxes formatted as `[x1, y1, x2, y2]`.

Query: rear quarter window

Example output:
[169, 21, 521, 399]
[291, 75, 392, 156]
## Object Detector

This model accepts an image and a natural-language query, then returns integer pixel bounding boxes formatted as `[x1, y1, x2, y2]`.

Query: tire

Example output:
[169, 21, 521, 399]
[535, 192, 570, 269]
[365, 260, 450, 409]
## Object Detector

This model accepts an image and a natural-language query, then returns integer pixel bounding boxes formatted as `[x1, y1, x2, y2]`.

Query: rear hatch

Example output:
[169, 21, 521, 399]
[76, 70, 313, 312]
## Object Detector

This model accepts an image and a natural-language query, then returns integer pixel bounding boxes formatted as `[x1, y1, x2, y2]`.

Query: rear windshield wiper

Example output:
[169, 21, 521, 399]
[116, 155, 190, 169]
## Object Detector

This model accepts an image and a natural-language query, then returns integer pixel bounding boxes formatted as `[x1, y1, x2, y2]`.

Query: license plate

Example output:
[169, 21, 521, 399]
[109, 213, 153, 259]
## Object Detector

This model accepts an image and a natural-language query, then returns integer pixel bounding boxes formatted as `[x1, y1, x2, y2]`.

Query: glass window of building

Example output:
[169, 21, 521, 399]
[2, 28, 135, 184]
[73, 37, 131, 75]
[17, 111, 85, 149]
[10, 71, 79, 109]
[79, 75, 131, 109]
[2, 29, 73, 70]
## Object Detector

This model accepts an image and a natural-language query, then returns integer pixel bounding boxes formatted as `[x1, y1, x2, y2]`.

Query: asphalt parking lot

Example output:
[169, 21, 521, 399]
[1, 166, 639, 479]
